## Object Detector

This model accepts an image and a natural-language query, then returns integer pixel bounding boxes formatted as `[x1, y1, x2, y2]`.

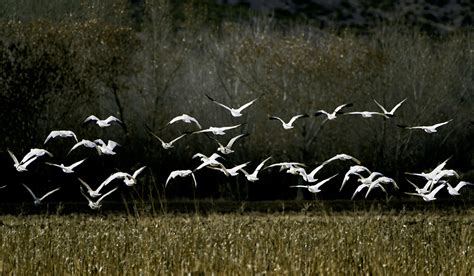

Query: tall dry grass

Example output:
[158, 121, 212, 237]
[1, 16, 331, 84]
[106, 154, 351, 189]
[0, 212, 473, 274]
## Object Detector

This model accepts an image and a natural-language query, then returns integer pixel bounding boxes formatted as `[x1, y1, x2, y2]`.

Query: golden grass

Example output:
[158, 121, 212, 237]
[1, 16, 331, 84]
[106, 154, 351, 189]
[0, 211, 473, 274]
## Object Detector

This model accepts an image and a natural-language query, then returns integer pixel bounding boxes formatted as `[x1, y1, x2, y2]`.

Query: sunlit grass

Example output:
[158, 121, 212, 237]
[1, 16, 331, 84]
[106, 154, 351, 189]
[0, 211, 473, 274]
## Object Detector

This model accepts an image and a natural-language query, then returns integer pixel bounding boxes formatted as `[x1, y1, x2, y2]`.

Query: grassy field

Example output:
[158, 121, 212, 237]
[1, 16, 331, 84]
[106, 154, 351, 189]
[1, 210, 473, 274]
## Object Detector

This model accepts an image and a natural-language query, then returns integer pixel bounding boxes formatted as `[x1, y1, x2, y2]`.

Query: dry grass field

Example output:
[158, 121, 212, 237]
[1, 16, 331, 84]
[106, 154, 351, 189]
[1, 210, 473, 274]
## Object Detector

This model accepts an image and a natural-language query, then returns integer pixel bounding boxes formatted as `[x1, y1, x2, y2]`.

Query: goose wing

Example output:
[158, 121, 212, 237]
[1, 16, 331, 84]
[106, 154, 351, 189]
[236, 97, 259, 112]
[288, 114, 309, 125]
[69, 158, 87, 169]
[169, 134, 187, 145]
[7, 149, 19, 165]
[226, 133, 249, 148]
[22, 183, 38, 201]
[206, 94, 233, 112]
[132, 166, 147, 179]
[372, 98, 389, 114]
[40, 187, 61, 201]
[389, 98, 407, 113]
[432, 119, 453, 129]
[269, 116, 286, 125]
[334, 103, 353, 114]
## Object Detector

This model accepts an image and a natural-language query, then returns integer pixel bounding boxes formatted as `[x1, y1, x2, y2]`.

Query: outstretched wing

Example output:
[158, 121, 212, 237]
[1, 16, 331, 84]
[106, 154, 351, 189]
[226, 133, 249, 148]
[372, 97, 389, 114]
[389, 98, 407, 113]
[22, 183, 37, 200]
[334, 103, 353, 114]
[237, 97, 259, 112]
[132, 166, 147, 179]
[288, 114, 309, 125]
[96, 187, 118, 204]
[432, 119, 452, 129]
[78, 178, 94, 193]
[269, 116, 285, 125]
[166, 171, 180, 187]
[190, 172, 197, 187]
[70, 159, 87, 169]
[314, 110, 329, 117]
[40, 187, 61, 201]
[254, 156, 272, 173]
[169, 134, 187, 145]
[206, 94, 233, 112]
[7, 149, 19, 165]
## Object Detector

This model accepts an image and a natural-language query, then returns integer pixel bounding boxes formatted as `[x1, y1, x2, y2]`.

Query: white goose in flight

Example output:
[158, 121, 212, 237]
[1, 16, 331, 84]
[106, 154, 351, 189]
[405, 157, 451, 181]
[351, 182, 386, 200]
[211, 133, 249, 155]
[78, 178, 107, 198]
[241, 156, 272, 182]
[397, 119, 453, 133]
[266, 162, 307, 172]
[206, 94, 259, 117]
[208, 162, 250, 177]
[44, 130, 78, 144]
[405, 183, 445, 201]
[269, 114, 309, 129]
[322, 153, 361, 166]
[148, 131, 187, 150]
[45, 159, 87, 174]
[103, 166, 147, 187]
[193, 124, 244, 136]
[68, 139, 99, 155]
[193, 153, 225, 171]
[314, 103, 353, 120]
[340, 165, 372, 191]
[446, 181, 474, 196]
[20, 148, 53, 164]
[7, 150, 39, 172]
[344, 111, 386, 118]
[406, 179, 433, 195]
[293, 153, 361, 183]
[167, 114, 202, 129]
[94, 139, 121, 155]
[83, 115, 123, 128]
[290, 174, 338, 194]
[22, 183, 61, 205]
[166, 170, 197, 188]
[365, 176, 398, 198]
[81, 186, 118, 210]
[372, 97, 407, 117]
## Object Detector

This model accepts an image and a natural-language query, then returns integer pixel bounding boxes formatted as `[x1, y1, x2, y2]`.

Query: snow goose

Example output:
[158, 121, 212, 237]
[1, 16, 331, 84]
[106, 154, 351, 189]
[45, 159, 87, 174]
[44, 130, 78, 144]
[206, 94, 259, 117]
[240, 156, 272, 182]
[269, 114, 309, 130]
[209, 133, 249, 155]
[22, 183, 60, 206]
[397, 119, 453, 133]
[446, 181, 474, 196]
[83, 115, 123, 128]
[166, 170, 197, 188]
[167, 114, 202, 129]
[290, 174, 338, 194]
[80, 186, 118, 210]
[372, 97, 407, 117]
[405, 183, 445, 201]
[314, 103, 353, 120]
[192, 124, 244, 136]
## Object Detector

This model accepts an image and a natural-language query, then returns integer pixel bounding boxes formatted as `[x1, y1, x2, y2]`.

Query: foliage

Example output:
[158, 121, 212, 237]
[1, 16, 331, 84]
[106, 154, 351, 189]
[0, 17, 138, 150]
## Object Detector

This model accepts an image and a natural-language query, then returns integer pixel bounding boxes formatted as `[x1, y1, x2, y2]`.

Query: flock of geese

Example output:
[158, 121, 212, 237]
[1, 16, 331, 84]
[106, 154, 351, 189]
[2, 94, 472, 210]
